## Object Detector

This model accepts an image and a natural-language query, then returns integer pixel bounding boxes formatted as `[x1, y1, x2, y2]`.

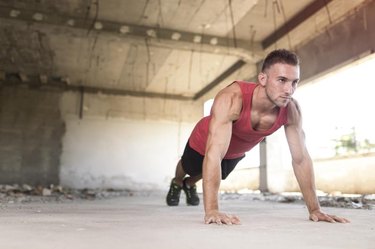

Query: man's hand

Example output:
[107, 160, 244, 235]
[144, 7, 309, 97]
[309, 210, 350, 223]
[204, 210, 241, 225]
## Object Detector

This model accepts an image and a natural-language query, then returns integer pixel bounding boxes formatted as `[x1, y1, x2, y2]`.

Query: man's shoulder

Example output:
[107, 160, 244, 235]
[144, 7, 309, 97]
[233, 80, 256, 85]
[213, 83, 243, 120]
[286, 98, 302, 125]
[287, 98, 302, 113]
[219, 81, 242, 97]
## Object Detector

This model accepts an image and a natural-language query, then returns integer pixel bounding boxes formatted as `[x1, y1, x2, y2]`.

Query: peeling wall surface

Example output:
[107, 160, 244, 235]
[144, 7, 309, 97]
[0, 84, 202, 190]
[0, 86, 64, 185]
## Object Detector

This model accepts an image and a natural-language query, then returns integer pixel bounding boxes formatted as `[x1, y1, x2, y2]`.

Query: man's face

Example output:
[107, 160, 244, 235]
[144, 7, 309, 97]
[259, 63, 300, 107]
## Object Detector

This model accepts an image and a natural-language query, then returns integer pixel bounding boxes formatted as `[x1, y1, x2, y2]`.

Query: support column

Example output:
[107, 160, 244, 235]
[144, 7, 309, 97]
[259, 139, 268, 192]
[265, 129, 294, 193]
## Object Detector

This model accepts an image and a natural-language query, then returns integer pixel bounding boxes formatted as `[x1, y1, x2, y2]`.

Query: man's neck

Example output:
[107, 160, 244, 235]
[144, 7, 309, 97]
[252, 85, 279, 114]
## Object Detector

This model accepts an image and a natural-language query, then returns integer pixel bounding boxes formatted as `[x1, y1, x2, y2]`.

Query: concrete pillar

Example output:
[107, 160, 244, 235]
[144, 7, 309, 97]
[264, 129, 293, 193]
[259, 139, 268, 192]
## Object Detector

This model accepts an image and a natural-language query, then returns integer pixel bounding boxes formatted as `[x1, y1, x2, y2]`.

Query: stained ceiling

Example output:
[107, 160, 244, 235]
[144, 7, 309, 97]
[0, 0, 368, 100]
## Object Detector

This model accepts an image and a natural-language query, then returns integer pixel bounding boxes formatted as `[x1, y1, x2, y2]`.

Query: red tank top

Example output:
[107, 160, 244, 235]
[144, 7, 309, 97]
[188, 81, 288, 159]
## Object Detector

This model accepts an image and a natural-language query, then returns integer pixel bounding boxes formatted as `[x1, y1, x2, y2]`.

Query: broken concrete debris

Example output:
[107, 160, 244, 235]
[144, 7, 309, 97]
[0, 184, 374, 209]
[220, 191, 375, 210]
[0, 184, 133, 204]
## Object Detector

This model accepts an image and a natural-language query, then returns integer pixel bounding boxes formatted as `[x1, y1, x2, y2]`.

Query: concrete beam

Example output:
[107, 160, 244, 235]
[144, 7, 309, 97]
[0, 58, 248, 101]
[262, 0, 333, 49]
[0, 72, 191, 101]
[193, 59, 246, 100]
[297, 0, 375, 83]
[0, 5, 263, 63]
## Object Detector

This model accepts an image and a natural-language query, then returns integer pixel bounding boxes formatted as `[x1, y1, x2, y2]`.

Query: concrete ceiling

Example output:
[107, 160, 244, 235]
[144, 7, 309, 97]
[0, 0, 367, 100]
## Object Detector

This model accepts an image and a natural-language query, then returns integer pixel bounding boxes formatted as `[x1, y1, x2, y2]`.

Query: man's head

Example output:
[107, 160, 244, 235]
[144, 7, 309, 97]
[258, 49, 300, 108]
[261, 49, 300, 73]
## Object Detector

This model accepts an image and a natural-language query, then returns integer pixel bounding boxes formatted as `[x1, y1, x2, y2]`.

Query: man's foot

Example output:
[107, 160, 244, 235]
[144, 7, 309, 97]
[183, 178, 200, 206]
[166, 179, 182, 206]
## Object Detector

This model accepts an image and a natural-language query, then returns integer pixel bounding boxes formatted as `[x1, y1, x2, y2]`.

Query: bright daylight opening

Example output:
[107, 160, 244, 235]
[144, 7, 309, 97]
[295, 53, 375, 160]
[203, 99, 214, 117]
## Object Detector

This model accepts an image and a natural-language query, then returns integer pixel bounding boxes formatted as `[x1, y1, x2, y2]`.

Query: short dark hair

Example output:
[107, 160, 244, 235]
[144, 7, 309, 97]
[261, 49, 300, 72]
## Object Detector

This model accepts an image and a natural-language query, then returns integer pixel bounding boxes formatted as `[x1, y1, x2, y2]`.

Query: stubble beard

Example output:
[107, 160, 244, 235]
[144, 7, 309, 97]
[265, 88, 281, 108]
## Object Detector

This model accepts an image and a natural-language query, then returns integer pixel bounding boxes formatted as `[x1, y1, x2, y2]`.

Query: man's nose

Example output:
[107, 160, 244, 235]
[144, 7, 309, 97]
[284, 82, 294, 95]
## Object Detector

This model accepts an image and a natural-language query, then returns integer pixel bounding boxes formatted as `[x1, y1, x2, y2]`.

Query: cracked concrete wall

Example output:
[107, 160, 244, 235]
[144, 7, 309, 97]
[0, 85, 65, 185]
[0, 83, 202, 190]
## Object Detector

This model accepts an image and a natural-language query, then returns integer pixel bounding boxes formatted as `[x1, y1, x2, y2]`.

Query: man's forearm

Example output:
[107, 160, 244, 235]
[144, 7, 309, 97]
[292, 160, 321, 213]
[202, 157, 222, 213]
[301, 185, 320, 213]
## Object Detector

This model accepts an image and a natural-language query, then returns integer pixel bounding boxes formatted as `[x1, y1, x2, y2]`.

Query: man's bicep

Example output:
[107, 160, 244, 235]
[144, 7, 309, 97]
[285, 124, 307, 164]
[206, 116, 232, 159]
[205, 92, 238, 158]
[285, 99, 307, 159]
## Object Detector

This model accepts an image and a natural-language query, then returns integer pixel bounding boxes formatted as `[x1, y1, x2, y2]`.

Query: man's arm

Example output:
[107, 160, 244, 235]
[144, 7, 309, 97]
[284, 99, 349, 223]
[203, 85, 242, 225]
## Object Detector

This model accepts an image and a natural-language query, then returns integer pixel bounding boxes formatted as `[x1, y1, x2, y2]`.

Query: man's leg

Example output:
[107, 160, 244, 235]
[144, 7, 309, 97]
[175, 159, 201, 206]
[166, 160, 185, 206]
[184, 174, 202, 186]
[173, 159, 187, 186]
[173, 160, 202, 185]
[166, 159, 202, 206]
[182, 174, 201, 206]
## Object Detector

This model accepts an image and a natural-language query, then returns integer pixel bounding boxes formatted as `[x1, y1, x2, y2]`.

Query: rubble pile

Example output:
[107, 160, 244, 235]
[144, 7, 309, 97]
[319, 194, 375, 210]
[0, 184, 133, 204]
[221, 191, 375, 210]
[1, 184, 374, 210]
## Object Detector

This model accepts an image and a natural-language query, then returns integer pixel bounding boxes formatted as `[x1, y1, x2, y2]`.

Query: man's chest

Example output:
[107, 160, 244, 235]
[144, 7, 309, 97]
[250, 111, 278, 132]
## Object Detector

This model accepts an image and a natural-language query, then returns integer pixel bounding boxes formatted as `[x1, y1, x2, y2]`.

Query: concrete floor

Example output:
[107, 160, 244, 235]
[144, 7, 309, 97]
[0, 193, 374, 249]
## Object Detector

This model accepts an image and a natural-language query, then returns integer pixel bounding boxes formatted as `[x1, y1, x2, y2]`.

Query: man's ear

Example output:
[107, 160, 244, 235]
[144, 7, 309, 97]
[258, 72, 267, 86]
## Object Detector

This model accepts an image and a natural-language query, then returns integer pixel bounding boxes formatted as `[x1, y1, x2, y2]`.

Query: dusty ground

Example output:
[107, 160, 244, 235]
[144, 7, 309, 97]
[0, 190, 374, 249]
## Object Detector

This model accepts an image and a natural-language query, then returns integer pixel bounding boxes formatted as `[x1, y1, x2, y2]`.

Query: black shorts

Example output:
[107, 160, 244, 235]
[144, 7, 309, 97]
[181, 141, 245, 180]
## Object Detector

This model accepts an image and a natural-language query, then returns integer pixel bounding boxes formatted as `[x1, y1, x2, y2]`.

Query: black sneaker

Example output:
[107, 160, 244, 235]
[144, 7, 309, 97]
[166, 179, 182, 206]
[182, 178, 200, 206]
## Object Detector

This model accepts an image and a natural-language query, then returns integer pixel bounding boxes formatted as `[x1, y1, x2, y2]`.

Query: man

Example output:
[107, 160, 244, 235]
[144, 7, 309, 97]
[166, 49, 349, 225]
